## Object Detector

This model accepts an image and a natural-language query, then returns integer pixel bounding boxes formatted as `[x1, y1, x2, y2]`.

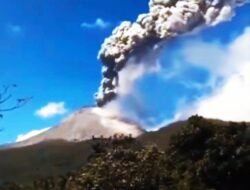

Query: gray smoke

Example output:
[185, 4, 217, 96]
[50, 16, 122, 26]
[95, 0, 247, 107]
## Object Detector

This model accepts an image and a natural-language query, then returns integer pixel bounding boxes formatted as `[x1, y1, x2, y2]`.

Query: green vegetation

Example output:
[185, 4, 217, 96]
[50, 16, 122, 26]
[1, 116, 250, 189]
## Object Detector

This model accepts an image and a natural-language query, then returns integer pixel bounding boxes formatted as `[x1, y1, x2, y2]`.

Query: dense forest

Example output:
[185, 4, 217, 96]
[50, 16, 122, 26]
[1, 116, 250, 190]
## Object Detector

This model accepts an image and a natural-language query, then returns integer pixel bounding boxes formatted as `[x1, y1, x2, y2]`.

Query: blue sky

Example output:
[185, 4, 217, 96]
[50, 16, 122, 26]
[0, 0, 249, 144]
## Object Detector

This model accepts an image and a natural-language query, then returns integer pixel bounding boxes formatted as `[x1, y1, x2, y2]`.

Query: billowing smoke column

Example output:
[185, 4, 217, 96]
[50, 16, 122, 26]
[95, 0, 247, 107]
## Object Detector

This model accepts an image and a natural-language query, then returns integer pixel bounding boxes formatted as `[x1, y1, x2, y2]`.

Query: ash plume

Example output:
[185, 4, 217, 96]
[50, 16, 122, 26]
[95, 0, 248, 107]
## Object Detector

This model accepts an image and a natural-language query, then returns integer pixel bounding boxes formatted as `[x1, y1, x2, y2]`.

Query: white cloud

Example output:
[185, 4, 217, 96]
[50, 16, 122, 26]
[173, 27, 250, 122]
[81, 18, 110, 29]
[16, 127, 51, 142]
[35, 102, 68, 118]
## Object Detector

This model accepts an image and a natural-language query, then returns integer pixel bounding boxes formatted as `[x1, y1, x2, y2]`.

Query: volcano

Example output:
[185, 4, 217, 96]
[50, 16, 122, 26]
[12, 107, 144, 148]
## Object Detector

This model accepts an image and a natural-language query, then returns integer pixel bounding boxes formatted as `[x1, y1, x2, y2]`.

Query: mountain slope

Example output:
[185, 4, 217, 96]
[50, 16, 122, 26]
[0, 140, 94, 185]
[13, 107, 144, 148]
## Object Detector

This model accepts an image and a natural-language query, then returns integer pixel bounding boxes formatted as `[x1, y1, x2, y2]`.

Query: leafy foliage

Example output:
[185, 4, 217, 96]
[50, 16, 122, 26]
[165, 116, 250, 190]
[70, 146, 166, 189]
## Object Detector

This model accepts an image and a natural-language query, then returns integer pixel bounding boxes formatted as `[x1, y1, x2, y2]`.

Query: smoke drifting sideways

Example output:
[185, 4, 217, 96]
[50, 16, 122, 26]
[95, 0, 248, 107]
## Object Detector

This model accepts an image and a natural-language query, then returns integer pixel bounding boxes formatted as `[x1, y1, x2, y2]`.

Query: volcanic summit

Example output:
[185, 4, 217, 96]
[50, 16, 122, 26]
[13, 107, 144, 148]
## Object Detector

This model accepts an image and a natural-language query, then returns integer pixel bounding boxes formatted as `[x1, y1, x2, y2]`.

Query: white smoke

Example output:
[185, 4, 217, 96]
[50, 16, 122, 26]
[95, 0, 248, 107]
[103, 52, 161, 125]
[172, 27, 250, 122]
[118, 46, 162, 96]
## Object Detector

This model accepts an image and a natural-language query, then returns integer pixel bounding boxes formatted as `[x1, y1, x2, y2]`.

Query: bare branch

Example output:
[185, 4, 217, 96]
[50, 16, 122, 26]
[0, 84, 17, 103]
[0, 94, 13, 104]
[0, 84, 32, 119]
[0, 97, 33, 112]
[1, 84, 14, 95]
[0, 86, 9, 100]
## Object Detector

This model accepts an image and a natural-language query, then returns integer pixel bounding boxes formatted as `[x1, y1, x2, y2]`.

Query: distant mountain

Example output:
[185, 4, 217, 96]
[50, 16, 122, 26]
[11, 107, 144, 148]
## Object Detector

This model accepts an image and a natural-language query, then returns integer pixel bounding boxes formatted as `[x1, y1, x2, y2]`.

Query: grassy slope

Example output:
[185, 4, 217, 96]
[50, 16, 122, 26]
[0, 140, 93, 185]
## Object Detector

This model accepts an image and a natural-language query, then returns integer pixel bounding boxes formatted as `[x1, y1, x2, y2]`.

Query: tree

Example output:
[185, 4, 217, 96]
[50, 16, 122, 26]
[62, 135, 167, 190]
[164, 116, 250, 190]
[67, 147, 166, 190]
